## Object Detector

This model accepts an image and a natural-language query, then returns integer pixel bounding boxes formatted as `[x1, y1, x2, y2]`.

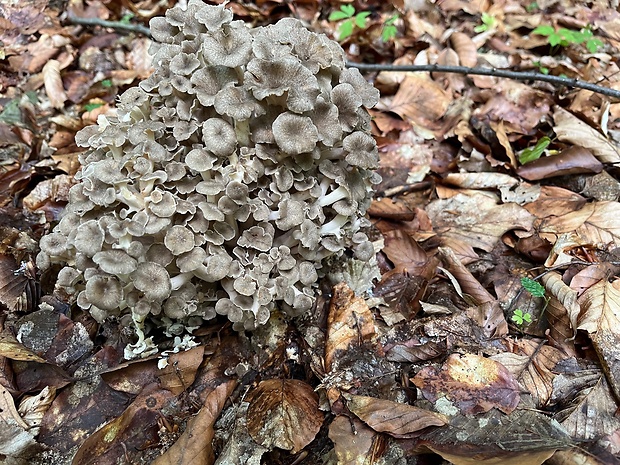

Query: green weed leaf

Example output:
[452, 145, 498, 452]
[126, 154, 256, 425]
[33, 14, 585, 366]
[337, 20, 355, 40]
[329, 5, 355, 21]
[532, 25, 555, 36]
[521, 277, 546, 298]
[512, 309, 532, 325]
[519, 136, 551, 164]
[354, 11, 371, 29]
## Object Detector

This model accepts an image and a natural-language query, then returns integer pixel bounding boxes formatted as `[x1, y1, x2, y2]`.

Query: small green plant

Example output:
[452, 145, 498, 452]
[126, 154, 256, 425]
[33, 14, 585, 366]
[328, 5, 371, 41]
[381, 14, 399, 42]
[526, 2, 539, 12]
[518, 136, 551, 164]
[533, 25, 603, 53]
[511, 309, 533, 325]
[533, 60, 549, 75]
[84, 102, 104, 112]
[474, 13, 496, 33]
[101, 79, 113, 88]
[120, 13, 135, 25]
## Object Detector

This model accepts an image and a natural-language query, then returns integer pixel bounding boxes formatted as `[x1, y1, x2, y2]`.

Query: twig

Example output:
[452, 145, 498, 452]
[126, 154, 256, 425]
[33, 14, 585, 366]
[66, 14, 152, 38]
[346, 62, 620, 100]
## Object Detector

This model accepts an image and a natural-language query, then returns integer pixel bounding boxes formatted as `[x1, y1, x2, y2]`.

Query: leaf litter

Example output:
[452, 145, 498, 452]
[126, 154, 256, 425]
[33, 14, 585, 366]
[0, 0, 620, 463]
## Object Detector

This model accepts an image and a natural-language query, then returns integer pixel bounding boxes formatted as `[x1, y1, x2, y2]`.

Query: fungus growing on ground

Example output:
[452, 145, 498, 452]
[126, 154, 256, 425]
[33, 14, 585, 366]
[37, 0, 381, 358]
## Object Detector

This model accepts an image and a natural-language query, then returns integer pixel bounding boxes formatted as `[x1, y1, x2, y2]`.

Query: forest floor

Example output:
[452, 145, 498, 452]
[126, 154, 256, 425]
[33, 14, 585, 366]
[1, 0, 620, 464]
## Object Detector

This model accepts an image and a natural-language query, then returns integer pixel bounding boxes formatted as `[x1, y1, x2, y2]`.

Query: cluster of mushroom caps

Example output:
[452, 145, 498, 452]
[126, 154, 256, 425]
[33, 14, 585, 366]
[37, 0, 380, 357]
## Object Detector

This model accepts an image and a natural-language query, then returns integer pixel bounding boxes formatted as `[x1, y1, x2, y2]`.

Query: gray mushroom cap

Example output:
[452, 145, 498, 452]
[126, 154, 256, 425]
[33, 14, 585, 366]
[93, 250, 138, 275]
[272, 113, 319, 155]
[131, 262, 171, 302]
[85, 275, 124, 311]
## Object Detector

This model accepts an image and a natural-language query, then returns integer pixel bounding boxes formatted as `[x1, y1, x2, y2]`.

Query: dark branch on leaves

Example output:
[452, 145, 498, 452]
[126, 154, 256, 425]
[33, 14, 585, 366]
[347, 62, 620, 100]
[66, 14, 152, 38]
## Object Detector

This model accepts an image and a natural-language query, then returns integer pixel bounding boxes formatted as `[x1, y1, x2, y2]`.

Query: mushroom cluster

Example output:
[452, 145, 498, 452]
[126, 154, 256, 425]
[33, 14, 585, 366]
[37, 1, 380, 357]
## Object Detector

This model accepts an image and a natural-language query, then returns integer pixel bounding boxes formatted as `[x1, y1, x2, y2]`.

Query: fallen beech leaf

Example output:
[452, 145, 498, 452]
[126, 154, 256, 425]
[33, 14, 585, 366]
[438, 247, 494, 304]
[367, 197, 415, 221]
[560, 375, 620, 441]
[17, 386, 56, 434]
[539, 201, 620, 249]
[451, 32, 478, 67]
[541, 272, 580, 334]
[419, 409, 571, 465]
[577, 280, 620, 400]
[0, 331, 46, 363]
[152, 380, 236, 465]
[325, 283, 375, 371]
[389, 75, 451, 129]
[517, 146, 603, 181]
[427, 191, 534, 253]
[344, 393, 446, 437]
[246, 379, 323, 454]
[157, 346, 205, 395]
[43, 59, 68, 109]
[412, 353, 520, 414]
[0, 386, 29, 430]
[444, 172, 518, 189]
[491, 339, 566, 408]
[329, 415, 386, 465]
[553, 106, 620, 164]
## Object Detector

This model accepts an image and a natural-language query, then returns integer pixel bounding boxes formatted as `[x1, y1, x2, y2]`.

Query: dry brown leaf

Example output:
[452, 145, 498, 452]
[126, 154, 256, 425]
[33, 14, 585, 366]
[0, 331, 46, 363]
[541, 271, 580, 334]
[560, 375, 620, 441]
[43, 59, 68, 109]
[367, 198, 415, 221]
[344, 393, 446, 437]
[553, 106, 620, 164]
[328, 415, 386, 465]
[157, 346, 205, 396]
[0, 386, 29, 430]
[517, 146, 603, 181]
[388, 74, 451, 130]
[492, 340, 566, 408]
[17, 386, 56, 433]
[246, 379, 323, 454]
[420, 409, 571, 465]
[0, 254, 29, 313]
[412, 353, 521, 415]
[427, 191, 534, 252]
[491, 120, 517, 167]
[524, 186, 587, 220]
[152, 380, 236, 465]
[577, 280, 620, 400]
[539, 201, 620, 248]
[451, 32, 478, 67]
[438, 246, 494, 304]
[444, 172, 518, 190]
[325, 283, 375, 371]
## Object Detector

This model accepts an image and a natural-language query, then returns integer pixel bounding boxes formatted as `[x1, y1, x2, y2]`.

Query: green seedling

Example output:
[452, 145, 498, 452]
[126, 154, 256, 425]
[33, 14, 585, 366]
[120, 13, 135, 25]
[328, 5, 371, 41]
[474, 13, 496, 33]
[511, 309, 532, 325]
[533, 25, 603, 53]
[84, 102, 105, 112]
[382, 14, 399, 42]
[101, 79, 113, 88]
[533, 60, 549, 75]
[518, 136, 551, 164]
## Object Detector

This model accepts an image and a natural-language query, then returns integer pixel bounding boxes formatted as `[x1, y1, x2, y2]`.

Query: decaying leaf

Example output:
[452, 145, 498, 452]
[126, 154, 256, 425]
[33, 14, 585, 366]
[156, 346, 205, 396]
[553, 106, 620, 164]
[388, 74, 451, 130]
[419, 409, 571, 465]
[152, 380, 236, 465]
[0, 330, 46, 363]
[541, 272, 580, 334]
[412, 353, 520, 414]
[17, 386, 55, 435]
[427, 191, 534, 253]
[539, 201, 620, 246]
[246, 379, 323, 454]
[517, 146, 603, 181]
[43, 59, 68, 109]
[325, 282, 375, 371]
[491, 339, 566, 408]
[577, 280, 620, 400]
[344, 393, 446, 437]
[329, 415, 386, 465]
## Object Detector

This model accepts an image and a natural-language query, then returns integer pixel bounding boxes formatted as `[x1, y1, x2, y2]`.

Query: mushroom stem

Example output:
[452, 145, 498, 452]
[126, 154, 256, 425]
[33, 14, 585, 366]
[170, 272, 193, 290]
[320, 214, 349, 236]
[318, 185, 349, 207]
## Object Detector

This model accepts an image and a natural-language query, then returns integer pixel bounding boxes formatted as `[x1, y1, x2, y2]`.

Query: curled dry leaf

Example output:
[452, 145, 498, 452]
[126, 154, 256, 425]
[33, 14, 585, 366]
[152, 380, 236, 465]
[325, 282, 375, 371]
[344, 393, 446, 438]
[43, 59, 68, 109]
[367, 198, 415, 221]
[17, 386, 56, 433]
[412, 353, 520, 415]
[438, 246, 494, 304]
[577, 280, 620, 401]
[553, 106, 620, 164]
[388, 75, 451, 131]
[541, 271, 580, 334]
[246, 379, 323, 454]
[451, 32, 478, 67]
